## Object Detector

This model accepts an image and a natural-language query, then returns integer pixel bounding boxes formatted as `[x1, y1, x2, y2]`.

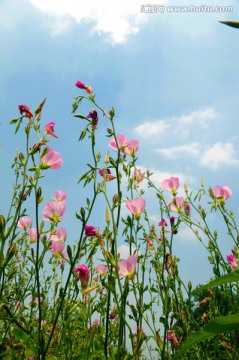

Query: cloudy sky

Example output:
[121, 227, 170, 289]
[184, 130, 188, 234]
[0, 0, 239, 286]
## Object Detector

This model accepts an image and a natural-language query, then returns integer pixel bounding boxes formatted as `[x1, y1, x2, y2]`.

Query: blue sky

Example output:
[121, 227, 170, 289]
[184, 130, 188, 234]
[0, 0, 239, 286]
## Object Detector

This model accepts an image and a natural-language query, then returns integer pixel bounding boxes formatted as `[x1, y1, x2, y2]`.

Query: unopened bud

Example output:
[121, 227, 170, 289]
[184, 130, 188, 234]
[102, 250, 116, 268]
[0, 215, 6, 236]
[106, 207, 110, 224]
[19, 153, 25, 165]
[109, 107, 115, 119]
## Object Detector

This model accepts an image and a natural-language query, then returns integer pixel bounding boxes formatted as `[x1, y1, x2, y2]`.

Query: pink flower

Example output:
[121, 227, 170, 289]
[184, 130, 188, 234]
[41, 148, 63, 169]
[212, 185, 232, 202]
[132, 169, 145, 184]
[109, 135, 139, 156]
[28, 228, 38, 243]
[84, 225, 100, 237]
[146, 238, 153, 245]
[50, 241, 67, 259]
[74, 264, 90, 289]
[50, 228, 67, 242]
[95, 264, 108, 275]
[167, 197, 185, 213]
[161, 177, 179, 196]
[44, 121, 58, 138]
[98, 168, 116, 182]
[17, 217, 32, 230]
[126, 198, 146, 220]
[109, 134, 129, 152]
[75, 81, 93, 95]
[18, 104, 33, 119]
[118, 255, 138, 280]
[42, 201, 66, 224]
[227, 254, 237, 268]
[159, 219, 168, 227]
[52, 190, 67, 203]
[33, 297, 43, 304]
[124, 139, 139, 156]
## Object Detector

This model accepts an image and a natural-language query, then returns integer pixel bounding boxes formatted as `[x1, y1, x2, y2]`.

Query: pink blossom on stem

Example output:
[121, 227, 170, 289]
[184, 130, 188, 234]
[161, 177, 179, 196]
[124, 139, 139, 156]
[118, 255, 138, 280]
[132, 169, 145, 184]
[227, 254, 238, 268]
[28, 228, 38, 244]
[50, 228, 67, 242]
[43, 201, 66, 224]
[109, 134, 139, 156]
[74, 264, 90, 289]
[109, 134, 129, 152]
[52, 190, 67, 203]
[75, 80, 93, 95]
[126, 198, 146, 220]
[212, 185, 232, 202]
[44, 121, 58, 138]
[95, 264, 108, 275]
[167, 197, 185, 213]
[84, 225, 100, 237]
[41, 148, 63, 169]
[50, 241, 67, 259]
[17, 217, 32, 230]
[33, 297, 43, 304]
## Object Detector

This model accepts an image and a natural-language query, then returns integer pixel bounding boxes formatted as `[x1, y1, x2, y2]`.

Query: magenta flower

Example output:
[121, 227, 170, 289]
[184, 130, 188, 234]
[98, 168, 116, 181]
[118, 255, 138, 280]
[227, 254, 238, 268]
[52, 190, 67, 203]
[18, 104, 33, 119]
[17, 217, 32, 230]
[167, 197, 185, 212]
[50, 228, 67, 242]
[159, 219, 168, 227]
[41, 148, 63, 169]
[43, 201, 66, 224]
[75, 80, 93, 95]
[212, 185, 232, 202]
[74, 264, 90, 289]
[84, 225, 100, 237]
[44, 121, 58, 138]
[161, 177, 179, 196]
[28, 228, 38, 243]
[126, 198, 146, 220]
[50, 240, 67, 259]
[95, 264, 108, 275]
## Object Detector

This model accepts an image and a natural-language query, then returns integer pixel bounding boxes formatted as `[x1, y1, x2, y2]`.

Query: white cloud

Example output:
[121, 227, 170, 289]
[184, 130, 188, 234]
[200, 142, 239, 170]
[118, 244, 137, 258]
[174, 107, 218, 138]
[135, 120, 170, 138]
[154, 142, 200, 158]
[29, 0, 153, 43]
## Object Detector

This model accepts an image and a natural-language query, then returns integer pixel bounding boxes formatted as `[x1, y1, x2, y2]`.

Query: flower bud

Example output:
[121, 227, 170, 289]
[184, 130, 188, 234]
[0, 215, 6, 237]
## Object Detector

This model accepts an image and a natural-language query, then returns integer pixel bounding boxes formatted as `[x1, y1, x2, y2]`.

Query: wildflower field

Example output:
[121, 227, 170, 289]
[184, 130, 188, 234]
[1, 80, 239, 360]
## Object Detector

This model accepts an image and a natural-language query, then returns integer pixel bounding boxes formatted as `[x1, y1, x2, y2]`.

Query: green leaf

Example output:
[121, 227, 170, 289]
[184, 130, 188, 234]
[193, 270, 239, 294]
[175, 313, 239, 358]
[74, 114, 88, 120]
[219, 20, 239, 29]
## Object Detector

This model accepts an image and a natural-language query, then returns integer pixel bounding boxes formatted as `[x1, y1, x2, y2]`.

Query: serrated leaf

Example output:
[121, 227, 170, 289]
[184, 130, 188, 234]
[219, 20, 239, 29]
[193, 270, 239, 294]
[175, 313, 239, 358]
